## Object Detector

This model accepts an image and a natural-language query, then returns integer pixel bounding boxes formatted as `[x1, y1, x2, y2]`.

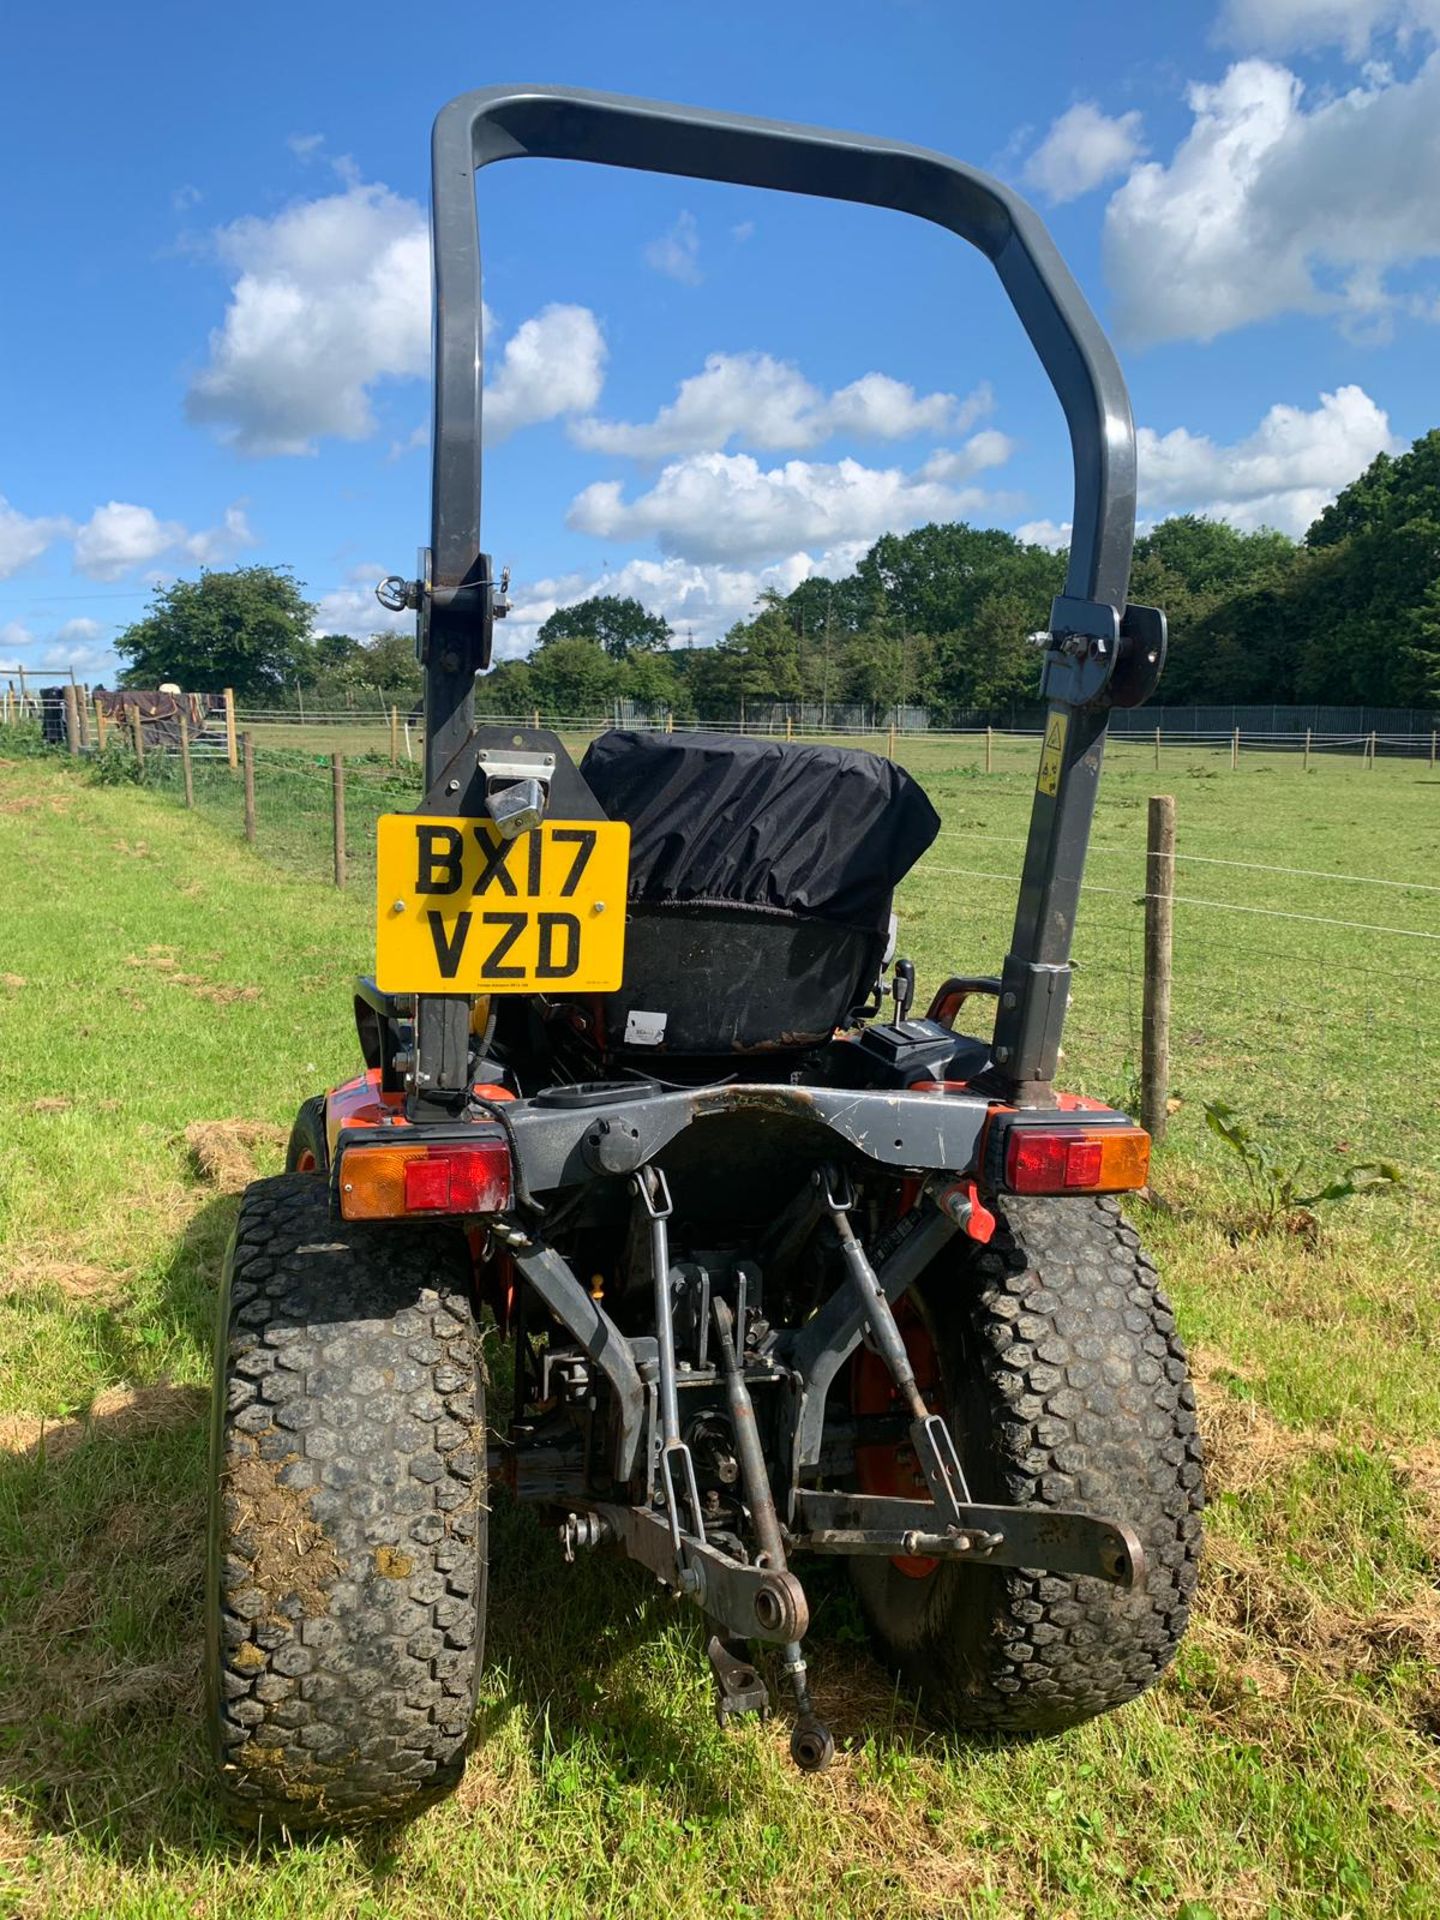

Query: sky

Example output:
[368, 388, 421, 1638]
[3, 0, 1440, 684]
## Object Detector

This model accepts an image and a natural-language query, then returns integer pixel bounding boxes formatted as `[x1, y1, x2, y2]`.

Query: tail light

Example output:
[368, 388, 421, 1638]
[999, 1122, 1150, 1195]
[338, 1138, 512, 1220]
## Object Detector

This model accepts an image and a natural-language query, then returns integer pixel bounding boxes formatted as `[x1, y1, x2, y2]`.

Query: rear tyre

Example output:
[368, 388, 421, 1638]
[207, 1173, 486, 1829]
[284, 1096, 328, 1174]
[849, 1195, 1203, 1734]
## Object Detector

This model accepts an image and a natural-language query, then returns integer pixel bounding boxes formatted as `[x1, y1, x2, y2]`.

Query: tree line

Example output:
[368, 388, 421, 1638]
[114, 430, 1440, 713]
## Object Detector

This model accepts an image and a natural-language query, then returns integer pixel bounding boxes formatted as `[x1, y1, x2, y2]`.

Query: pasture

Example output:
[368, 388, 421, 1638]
[0, 734, 1437, 1918]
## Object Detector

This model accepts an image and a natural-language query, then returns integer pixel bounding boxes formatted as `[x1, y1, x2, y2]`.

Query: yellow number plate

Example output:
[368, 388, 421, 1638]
[375, 814, 630, 994]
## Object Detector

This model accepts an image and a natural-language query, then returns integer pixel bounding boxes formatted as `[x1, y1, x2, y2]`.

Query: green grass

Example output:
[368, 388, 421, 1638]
[1, 740, 1438, 1918]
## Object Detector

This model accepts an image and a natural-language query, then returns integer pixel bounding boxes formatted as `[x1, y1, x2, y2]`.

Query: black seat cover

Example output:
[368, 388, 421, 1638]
[577, 731, 940, 1056]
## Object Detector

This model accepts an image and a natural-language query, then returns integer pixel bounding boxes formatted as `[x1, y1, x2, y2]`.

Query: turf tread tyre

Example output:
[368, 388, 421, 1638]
[284, 1096, 328, 1174]
[207, 1172, 485, 1829]
[850, 1195, 1203, 1733]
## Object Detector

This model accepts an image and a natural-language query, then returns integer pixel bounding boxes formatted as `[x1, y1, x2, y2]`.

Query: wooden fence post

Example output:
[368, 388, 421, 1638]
[332, 753, 346, 889]
[985, 724, 993, 774]
[131, 704, 146, 771]
[532, 708, 541, 731]
[96, 700, 108, 751]
[224, 687, 238, 771]
[1141, 794, 1175, 1145]
[1368, 729, 1377, 768]
[1231, 727, 1240, 771]
[887, 720, 897, 759]
[179, 710, 194, 808]
[1303, 726, 1311, 773]
[75, 684, 89, 749]
[389, 704, 399, 767]
[63, 684, 79, 756]
[1154, 726, 1161, 773]
[242, 732, 256, 844]
[1431, 728, 1437, 770]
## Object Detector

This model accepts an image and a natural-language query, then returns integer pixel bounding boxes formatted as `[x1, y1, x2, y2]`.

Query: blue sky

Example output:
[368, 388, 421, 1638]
[3, 0, 1439, 683]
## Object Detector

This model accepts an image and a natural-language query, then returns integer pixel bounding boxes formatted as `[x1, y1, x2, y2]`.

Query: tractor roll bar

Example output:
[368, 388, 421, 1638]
[414, 85, 1160, 1108]
[429, 85, 1136, 635]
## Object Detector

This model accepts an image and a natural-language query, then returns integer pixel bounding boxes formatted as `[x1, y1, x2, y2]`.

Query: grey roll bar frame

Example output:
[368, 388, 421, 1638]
[411, 84, 1165, 1109]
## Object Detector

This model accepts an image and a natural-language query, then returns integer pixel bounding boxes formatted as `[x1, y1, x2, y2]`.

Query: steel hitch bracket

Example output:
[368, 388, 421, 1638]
[793, 1489, 1146, 1589]
[818, 1165, 970, 1525]
[634, 1167, 707, 1556]
[712, 1296, 833, 1772]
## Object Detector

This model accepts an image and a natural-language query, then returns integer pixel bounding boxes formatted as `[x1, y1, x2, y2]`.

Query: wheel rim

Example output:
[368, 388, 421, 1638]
[850, 1294, 943, 1579]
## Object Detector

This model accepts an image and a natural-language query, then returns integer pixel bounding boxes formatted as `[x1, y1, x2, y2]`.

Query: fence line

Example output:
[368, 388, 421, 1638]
[7, 708, 1437, 1206]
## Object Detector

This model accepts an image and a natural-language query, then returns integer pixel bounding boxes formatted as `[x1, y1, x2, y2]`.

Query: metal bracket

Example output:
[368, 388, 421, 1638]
[793, 1490, 1146, 1588]
[816, 1166, 971, 1522]
[708, 1636, 770, 1726]
[580, 1502, 809, 1643]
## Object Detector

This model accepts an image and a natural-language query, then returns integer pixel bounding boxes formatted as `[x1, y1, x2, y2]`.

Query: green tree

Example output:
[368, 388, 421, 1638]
[473, 659, 535, 716]
[528, 637, 620, 714]
[332, 632, 423, 706]
[115, 566, 315, 699]
[536, 594, 671, 661]
[1295, 432, 1440, 705]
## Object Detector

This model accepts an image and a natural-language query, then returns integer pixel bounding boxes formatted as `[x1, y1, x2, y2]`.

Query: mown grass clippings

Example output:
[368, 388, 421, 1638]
[184, 1119, 288, 1194]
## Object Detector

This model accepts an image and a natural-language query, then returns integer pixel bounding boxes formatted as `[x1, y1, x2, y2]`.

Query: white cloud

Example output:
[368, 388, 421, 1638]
[187, 181, 431, 455]
[312, 565, 415, 639]
[1137, 383, 1395, 533]
[566, 443, 1011, 565]
[71, 502, 253, 580]
[572, 352, 994, 458]
[644, 210, 701, 284]
[1104, 55, 1440, 343]
[188, 177, 606, 455]
[1013, 518, 1073, 550]
[1023, 103, 1146, 204]
[1217, 0, 1440, 57]
[499, 546, 872, 656]
[0, 497, 70, 579]
[486, 304, 607, 442]
[2, 616, 111, 678]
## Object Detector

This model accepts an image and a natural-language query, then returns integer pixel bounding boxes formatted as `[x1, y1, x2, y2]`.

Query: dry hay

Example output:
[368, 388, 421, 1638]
[126, 945, 263, 1008]
[1, 972, 26, 990]
[3, 1253, 122, 1302]
[0, 1384, 207, 1464]
[1188, 1343, 1337, 1500]
[1393, 1442, 1440, 1562]
[184, 1118, 287, 1193]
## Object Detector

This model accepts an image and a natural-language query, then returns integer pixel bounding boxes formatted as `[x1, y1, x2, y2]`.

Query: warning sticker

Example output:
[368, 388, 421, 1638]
[1037, 709, 1068, 796]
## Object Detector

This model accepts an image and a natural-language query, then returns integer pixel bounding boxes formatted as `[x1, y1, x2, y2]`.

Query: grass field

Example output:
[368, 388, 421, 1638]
[1, 738, 1438, 1918]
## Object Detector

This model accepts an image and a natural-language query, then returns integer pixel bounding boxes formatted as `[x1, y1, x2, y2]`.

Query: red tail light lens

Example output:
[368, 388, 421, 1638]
[1003, 1125, 1149, 1194]
[339, 1138, 512, 1219]
[403, 1144, 512, 1213]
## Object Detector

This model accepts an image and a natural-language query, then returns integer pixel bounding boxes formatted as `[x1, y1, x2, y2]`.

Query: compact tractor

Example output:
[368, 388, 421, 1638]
[207, 85, 1202, 1827]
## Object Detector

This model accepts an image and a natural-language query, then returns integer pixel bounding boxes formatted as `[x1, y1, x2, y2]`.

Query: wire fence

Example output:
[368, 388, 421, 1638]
[6, 702, 1438, 1218]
